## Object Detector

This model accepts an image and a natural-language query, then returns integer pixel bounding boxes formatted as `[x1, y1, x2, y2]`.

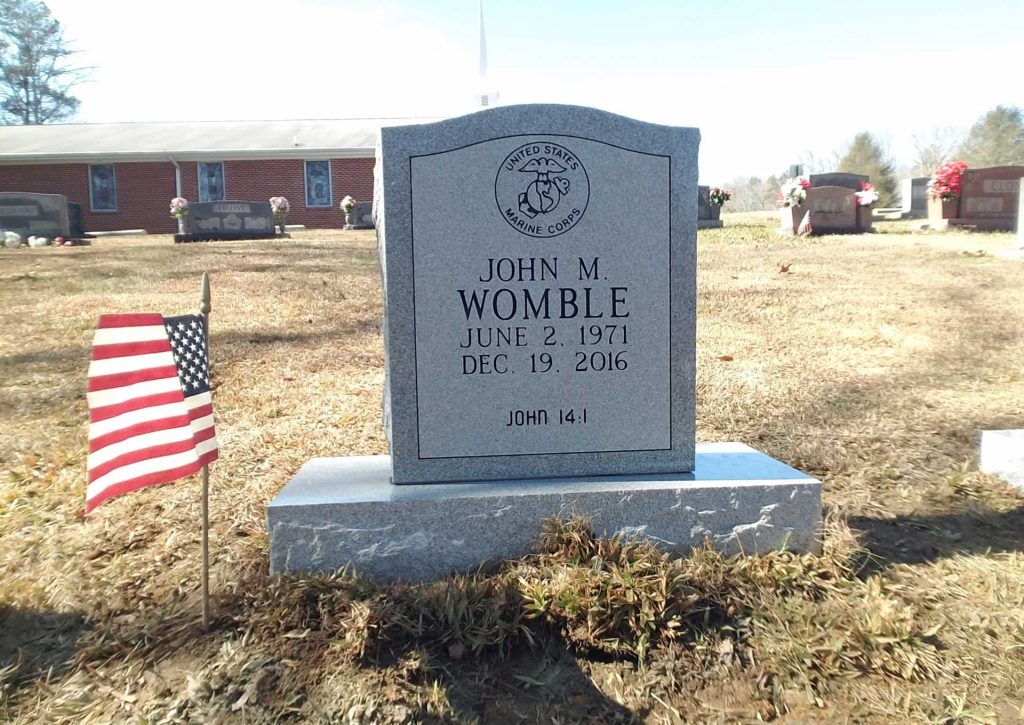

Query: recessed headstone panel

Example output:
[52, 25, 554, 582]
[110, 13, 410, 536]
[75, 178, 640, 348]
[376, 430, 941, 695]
[183, 200, 275, 241]
[376, 104, 699, 484]
[0, 192, 70, 239]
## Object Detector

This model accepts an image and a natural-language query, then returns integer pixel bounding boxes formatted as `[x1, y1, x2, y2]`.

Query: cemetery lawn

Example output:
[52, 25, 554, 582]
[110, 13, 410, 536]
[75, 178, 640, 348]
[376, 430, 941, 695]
[2, 220, 1023, 723]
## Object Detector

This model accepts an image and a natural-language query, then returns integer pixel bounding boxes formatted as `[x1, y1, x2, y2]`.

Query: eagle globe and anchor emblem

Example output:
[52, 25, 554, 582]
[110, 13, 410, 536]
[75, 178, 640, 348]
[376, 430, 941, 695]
[495, 141, 590, 238]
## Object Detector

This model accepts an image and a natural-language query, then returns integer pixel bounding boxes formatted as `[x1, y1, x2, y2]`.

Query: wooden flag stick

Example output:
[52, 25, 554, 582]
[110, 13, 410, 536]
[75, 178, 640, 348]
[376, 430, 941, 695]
[199, 271, 211, 631]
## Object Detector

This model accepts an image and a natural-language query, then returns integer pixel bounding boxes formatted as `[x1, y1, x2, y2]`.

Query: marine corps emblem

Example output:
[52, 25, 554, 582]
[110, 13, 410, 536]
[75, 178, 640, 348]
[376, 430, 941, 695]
[495, 141, 589, 238]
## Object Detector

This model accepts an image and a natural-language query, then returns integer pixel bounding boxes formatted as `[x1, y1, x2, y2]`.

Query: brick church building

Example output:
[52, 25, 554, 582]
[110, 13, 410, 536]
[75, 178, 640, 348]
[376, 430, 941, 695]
[0, 118, 426, 234]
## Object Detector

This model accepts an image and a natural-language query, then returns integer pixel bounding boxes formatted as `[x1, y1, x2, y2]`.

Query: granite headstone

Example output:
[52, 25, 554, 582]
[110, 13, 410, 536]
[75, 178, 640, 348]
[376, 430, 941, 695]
[67, 202, 84, 238]
[377, 105, 698, 484]
[180, 200, 276, 242]
[353, 201, 374, 229]
[956, 166, 1024, 231]
[806, 186, 858, 234]
[900, 177, 928, 217]
[0, 192, 70, 240]
[697, 185, 723, 229]
[267, 105, 822, 580]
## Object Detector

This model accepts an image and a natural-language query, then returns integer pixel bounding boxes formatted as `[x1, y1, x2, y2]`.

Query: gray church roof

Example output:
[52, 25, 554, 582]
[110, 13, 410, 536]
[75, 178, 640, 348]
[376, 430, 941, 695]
[0, 118, 437, 164]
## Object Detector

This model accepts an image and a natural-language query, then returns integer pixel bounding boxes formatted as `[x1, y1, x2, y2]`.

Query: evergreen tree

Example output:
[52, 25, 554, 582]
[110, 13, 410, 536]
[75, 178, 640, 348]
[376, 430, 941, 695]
[0, 0, 84, 124]
[837, 132, 897, 206]
[957, 106, 1024, 168]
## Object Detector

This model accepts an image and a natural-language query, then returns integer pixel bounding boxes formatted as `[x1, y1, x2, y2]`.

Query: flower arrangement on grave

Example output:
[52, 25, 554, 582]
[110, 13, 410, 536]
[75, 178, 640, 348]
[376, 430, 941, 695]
[709, 187, 732, 206]
[269, 196, 290, 234]
[928, 161, 967, 201]
[169, 197, 189, 219]
[855, 182, 879, 207]
[269, 196, 289, 217]
[779, 176, 811, 207]
[340, 196, 356, 214]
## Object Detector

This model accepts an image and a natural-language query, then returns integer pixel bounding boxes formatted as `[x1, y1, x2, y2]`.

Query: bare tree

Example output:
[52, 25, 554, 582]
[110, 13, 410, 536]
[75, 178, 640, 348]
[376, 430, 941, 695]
[910, 126, 965, 176]
[0, 0, 87, 124]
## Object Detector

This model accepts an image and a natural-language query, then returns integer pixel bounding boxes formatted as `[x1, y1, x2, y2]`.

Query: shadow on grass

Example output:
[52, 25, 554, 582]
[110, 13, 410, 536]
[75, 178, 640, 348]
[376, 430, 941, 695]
[216, 320, 381, 350]
[849, 506, 1024, 567]
[0, 604, 88, 706]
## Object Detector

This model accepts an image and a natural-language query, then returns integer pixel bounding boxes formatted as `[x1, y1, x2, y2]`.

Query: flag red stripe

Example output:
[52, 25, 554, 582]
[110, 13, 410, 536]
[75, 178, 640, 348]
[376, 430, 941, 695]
[85, 460, 203, 513]
[187, 403, 214, 421]
[89, 415, 194, 453]
[88, 438, 200, 482]
[193, 426, 216, 445]
[91, 340, 171, 360]
[89, 390, 186, 423]
[88, 365, 180, 392]
[90, 391, 185, 423]
[97, 313, 164, 329]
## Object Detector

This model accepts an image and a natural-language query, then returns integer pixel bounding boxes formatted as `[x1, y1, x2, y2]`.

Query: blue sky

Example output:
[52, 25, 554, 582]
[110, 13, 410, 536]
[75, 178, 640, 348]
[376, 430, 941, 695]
[44, 0, 1024, 183]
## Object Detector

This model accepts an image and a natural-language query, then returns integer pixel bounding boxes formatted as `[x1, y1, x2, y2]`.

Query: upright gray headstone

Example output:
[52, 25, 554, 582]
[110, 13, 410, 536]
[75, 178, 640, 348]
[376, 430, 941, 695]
[353, 201, 374, 229]
[268, 104, 822, 581]
[696, 185, 723, 229]
[900, 177, 928, 217]
[376, 105, 698, 484]
[0, 192, 70, 239]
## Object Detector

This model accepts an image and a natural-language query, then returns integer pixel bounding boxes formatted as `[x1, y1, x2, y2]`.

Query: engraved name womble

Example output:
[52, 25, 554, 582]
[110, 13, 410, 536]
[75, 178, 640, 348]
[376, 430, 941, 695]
[454, 255, 632, 378]
[496, 142, 590, 238]
[458, 256, 628, 322]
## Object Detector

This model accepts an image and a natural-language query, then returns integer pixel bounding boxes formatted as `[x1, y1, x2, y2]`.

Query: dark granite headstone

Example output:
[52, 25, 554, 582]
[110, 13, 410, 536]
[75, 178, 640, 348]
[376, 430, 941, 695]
[353, 201, 374, 229]
[179, 200, 276, 242]
[696, 185, 722, 229]
[900, 177, 928, 217]
[697, 185, 710, 220]
[0, 192, 70, 239]
[67, 202, 84, 238]
[808, 172, 868, 191]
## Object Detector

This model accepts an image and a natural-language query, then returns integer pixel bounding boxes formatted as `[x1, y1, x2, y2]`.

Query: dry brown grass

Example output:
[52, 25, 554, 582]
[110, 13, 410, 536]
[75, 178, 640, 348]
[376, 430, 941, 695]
[1, 220, 1023, 723]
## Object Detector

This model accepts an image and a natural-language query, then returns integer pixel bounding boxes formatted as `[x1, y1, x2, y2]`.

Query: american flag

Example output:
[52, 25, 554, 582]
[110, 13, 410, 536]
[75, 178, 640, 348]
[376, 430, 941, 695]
[85, 313, 219, 513]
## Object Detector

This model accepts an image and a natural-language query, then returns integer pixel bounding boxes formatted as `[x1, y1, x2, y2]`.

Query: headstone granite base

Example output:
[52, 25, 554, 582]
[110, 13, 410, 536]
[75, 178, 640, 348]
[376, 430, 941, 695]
[268, 442, 822, 581]
[979, 430, 1024, 491]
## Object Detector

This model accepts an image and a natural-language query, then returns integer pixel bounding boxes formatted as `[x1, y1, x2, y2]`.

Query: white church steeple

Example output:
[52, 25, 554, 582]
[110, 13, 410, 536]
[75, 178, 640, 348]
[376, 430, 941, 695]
[478, 0, 498, 108]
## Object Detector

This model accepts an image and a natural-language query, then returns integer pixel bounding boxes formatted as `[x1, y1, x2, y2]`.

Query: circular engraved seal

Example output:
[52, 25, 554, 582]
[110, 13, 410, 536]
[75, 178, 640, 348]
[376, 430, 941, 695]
[494, 141, 590, 238]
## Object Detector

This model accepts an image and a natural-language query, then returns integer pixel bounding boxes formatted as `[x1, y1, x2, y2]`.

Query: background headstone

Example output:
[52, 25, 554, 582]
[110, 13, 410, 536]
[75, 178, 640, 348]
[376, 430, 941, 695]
[353, 201, 374, 229]
[696, 185, 722, 229]
[67, 202, 84, 238]
[808, 172, 868, 191]
[181, 200, 276, 241]
[376, 104, 699, 484]
[900, 177, 928, 217]
[954, 166, 1024, 231]
[0, 192, 70, 240]
[806, 186, 858, 234]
